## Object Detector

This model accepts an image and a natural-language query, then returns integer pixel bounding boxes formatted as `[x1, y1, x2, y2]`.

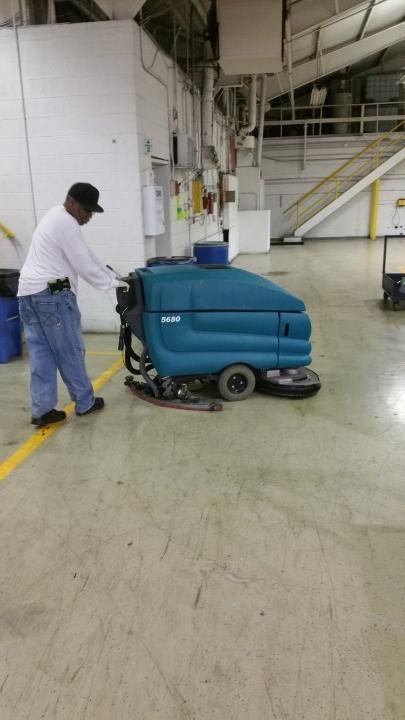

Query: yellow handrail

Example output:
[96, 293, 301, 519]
[284, 119, 405, 219]
[0, 221, 15, 239]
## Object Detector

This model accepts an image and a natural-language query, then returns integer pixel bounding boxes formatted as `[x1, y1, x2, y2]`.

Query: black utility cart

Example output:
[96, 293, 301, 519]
[382, 234, 405, 310]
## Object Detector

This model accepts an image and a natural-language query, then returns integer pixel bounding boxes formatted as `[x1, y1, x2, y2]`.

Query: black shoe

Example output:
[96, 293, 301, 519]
[76, 397, 105, 416]
[31, 409, 67, 428]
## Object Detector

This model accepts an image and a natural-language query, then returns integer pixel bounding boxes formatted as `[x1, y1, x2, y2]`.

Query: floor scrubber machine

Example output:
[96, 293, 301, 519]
[116, 264, 321, 411]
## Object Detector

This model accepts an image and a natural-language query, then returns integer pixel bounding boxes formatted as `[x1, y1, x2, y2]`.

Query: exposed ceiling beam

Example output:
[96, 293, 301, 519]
[358, 0, 378, 40]
[189, 0, 208, 30]
[265, 20, 405, 100]
[292, 0, 392, 42]
[376, 44, 391, 67]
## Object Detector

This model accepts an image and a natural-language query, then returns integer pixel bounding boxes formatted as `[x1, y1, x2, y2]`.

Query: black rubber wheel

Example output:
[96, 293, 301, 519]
[383, 292, 388, 301]
[218, 364, 256, 401]
[394, 303, 399, 311]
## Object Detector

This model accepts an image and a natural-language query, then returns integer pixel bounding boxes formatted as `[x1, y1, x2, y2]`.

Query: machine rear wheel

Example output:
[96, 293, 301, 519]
[218, 364, 256, 401]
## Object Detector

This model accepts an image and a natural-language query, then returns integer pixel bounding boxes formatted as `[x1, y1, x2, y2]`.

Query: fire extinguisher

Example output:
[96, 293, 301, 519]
[207, 192, 216, 214]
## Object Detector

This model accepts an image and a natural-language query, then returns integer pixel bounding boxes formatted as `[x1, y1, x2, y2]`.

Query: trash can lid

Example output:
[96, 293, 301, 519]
[193, 241, 225, 247]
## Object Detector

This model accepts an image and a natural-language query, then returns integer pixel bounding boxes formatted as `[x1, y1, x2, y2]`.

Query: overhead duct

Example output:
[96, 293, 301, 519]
[96, 0, 146, 18]
[217, 0, 283, 75]
[256, 75, 267, 167]
[239, 74, 257, 139]
[202, 66, 215, 148]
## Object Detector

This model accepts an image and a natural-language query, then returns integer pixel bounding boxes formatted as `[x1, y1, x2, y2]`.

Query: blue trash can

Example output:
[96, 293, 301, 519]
[0, 269, 22, 363]
[146, 256, 194, 267]
[0, 297, 22, 363]
[193, 241, 229, 265]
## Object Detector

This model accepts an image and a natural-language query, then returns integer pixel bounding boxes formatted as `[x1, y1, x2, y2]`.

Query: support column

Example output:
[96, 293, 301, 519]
[369, 179, 380, 240]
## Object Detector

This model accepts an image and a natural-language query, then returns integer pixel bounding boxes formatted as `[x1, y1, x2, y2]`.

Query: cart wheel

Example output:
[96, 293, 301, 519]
[383, 292, 388, 301]
[393, 302, 399, 311]
[218, 364, 256, 401]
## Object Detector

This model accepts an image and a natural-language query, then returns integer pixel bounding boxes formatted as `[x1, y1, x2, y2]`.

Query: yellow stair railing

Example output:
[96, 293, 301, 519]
[284, 120, 405, 232]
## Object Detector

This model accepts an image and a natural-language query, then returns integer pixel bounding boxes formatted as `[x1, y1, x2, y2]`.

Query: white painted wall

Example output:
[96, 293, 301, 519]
[0, 20, 233, 331]
[169, 167, 226, 259]
[237, 165, 264, 211]
[0, 29, 35, 271]
[238, 210, 270, 253]
[0, 21, 143, 331]
[262, 135, 405, 239]
[134, 23, 232, 260]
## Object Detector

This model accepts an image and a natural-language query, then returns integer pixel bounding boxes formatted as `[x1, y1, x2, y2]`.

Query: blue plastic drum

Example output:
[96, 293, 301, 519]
[0, 297, 22, 363]
[193, 241, 229, 265]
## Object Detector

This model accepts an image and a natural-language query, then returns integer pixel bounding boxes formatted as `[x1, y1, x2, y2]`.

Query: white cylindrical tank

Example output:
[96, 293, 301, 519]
[334, 92, 352, 134]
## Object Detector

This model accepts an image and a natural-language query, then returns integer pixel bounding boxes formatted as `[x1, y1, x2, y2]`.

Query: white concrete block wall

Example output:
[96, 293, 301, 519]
[169, 110, 232, 257]
[24, 21, 143, 331]
[134, 26, 230, 259]
[262, 135, 405, 239]
[169, 164, 225, 258]
[0, 29, 35, 270]
[0, 21, 144, 331]
[132, 24, 170, 260]
[133, 23, 169, 172]
[0, 20, 235, 332]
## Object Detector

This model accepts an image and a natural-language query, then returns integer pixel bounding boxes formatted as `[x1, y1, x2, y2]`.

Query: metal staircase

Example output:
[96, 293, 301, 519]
[284, 120, 405, 239]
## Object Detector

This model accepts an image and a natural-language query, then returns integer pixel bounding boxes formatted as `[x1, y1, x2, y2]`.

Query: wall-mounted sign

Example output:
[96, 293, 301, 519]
[144, 138, 152, 155]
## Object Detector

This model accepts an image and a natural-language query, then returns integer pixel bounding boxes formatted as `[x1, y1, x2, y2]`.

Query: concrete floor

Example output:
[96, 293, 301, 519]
[1, 237, 405, 720]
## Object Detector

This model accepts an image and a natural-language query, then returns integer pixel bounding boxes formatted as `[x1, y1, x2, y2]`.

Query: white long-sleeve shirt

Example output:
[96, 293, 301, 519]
[18, 205, 119, 296]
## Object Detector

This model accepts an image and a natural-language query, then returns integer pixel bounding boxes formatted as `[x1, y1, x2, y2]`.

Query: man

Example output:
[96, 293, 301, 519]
[18, 182, 120, 428]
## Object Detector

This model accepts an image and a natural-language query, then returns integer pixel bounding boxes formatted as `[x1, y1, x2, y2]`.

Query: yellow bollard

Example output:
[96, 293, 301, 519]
[369, 179, 380, 240]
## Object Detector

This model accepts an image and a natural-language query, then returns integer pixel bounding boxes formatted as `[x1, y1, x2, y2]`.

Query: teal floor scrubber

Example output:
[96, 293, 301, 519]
[116, 264, 321, 411]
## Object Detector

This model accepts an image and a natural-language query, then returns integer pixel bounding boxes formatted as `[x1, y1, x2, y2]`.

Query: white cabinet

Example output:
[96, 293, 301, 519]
[142, 185, 165, 236]
[238, 210, 271, 253]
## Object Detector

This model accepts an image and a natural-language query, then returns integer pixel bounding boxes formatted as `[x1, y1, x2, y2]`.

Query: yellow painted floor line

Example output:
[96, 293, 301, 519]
[0, 358, 123, 484]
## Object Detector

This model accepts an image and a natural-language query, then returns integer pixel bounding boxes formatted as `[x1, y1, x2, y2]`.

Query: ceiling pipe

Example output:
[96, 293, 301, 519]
[202, 65, 215, 147]
[256, 75, 267, 167]
[239, 74, 257, 138]
[358, 0, 378, 40]
[285, 4, 295, 120]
